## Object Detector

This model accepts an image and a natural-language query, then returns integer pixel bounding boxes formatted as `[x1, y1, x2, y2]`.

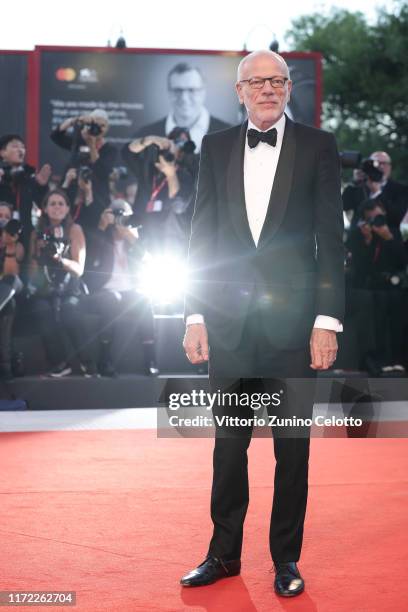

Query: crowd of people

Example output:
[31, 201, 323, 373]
[0, 107, 198, 381]
[0, 102, 407, 381]
[343, 152, 408, 374]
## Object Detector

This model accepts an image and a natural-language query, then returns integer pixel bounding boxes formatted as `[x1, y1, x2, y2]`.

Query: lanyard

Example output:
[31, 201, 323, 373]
[146, 175, 167, 212]
[373, 241, 381, 263]
[13, 184, 21, 211]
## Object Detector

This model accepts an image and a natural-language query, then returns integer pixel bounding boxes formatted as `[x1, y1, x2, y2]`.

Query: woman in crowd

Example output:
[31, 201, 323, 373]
[28, 189, 97, 377]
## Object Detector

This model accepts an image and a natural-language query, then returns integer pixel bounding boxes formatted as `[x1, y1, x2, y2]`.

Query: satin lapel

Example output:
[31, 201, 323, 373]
[257, 116, 296, 248]
[226, 120, 256, 248]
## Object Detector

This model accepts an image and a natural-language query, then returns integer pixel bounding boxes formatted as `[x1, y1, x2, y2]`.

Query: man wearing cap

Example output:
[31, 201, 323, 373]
[181, 50, 345, 598]
[51, 109, 117, 230]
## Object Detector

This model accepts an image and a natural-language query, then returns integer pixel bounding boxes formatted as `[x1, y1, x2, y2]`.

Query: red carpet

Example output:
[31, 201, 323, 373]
[0, 431, 407, 611]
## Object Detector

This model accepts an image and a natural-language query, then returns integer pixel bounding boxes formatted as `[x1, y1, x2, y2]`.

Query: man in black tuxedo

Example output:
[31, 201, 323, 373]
[180, 50, 345, 597]
[134, 62, 230, 152]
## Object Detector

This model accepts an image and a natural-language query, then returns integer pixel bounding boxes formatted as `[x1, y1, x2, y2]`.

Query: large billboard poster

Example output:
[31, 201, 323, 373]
[0, 51, 28, 140]
[37, 47, 321, 173]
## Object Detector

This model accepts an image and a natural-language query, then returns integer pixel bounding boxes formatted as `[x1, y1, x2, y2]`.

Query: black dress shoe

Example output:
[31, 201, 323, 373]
[273, 562, 304, 597]
[180, 556, 241, 587]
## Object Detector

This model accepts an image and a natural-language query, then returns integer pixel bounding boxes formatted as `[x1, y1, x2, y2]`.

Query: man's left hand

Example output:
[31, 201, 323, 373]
[310, 328, 338, 370]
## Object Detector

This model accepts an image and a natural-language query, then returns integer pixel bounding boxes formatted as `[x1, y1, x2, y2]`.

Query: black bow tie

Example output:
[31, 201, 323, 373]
[247, 127, 277, 149]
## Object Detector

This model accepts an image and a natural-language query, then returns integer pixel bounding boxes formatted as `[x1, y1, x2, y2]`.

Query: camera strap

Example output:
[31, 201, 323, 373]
[373, 242, 381, 263]
[12, 183, 21, 213]
[72, 192, 84, 222]
[146, 176, 167, 212]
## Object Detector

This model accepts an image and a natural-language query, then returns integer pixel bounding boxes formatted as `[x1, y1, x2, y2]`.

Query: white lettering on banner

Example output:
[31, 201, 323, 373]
[49, 99, 144, 130]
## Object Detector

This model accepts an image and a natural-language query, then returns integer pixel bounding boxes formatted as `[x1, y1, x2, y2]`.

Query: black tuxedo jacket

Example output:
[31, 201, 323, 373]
[184, 116, 345, 350]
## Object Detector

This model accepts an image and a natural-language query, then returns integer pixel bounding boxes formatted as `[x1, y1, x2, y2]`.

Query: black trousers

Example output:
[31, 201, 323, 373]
[207, 307, 316, 563]
[31, 295, 94, 368]
[371, 288, 405, 366]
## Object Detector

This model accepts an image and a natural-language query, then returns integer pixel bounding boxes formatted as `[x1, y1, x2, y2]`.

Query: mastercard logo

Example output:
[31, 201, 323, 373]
[56, 68, 77, 81]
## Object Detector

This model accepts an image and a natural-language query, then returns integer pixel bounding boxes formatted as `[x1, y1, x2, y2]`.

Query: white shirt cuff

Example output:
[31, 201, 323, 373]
[187, 314, 342, 332]
[186, 314, 205, 325]
[314, 315, 343, 332]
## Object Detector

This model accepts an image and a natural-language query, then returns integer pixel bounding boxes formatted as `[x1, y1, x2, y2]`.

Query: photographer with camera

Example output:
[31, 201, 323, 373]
[343, 151, 408, 231]
[0, 134, 51, 253]
[28, 189, 97, 377]
[61, 166, 96, 230]
[346, 199, 407, 372]
[0, 203, 24, 381]
[83, 199, 158, 377]
[122, 127, 196, 257]
[51, 109, 117, 231]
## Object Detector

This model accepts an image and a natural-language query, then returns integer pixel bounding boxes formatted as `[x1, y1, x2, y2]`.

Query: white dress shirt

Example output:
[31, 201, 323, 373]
[244, 115, 286, 245]
[187, 115, 343, 332]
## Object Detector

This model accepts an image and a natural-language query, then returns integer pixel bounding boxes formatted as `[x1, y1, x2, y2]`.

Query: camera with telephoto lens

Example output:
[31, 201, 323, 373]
[339, 151, 384, 182]
[111, 208, 131, 226]
[366, 213, 387, 228]
[0, 218, 22, 237]
[360, 158, 383, 183]
[145, 143, 175, 165]
[85, 121, 102, 137]
[77, 146, 93, 183]
[110, 198, 134, 227]
[145, 128, 196, 168]
[75, 118, 103, 137]
[37, 231, 67, 266]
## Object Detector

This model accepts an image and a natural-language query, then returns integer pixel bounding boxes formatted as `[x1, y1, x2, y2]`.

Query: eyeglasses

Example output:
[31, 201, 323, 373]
[239, 76, 288, 90]
[169, 87, 203, 96]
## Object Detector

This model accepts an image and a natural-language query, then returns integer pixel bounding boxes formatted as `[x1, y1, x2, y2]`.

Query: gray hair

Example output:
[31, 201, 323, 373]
[237, 50, 290, 81]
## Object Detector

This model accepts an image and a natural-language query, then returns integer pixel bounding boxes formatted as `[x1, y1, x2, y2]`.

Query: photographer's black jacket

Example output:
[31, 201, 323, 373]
[346, 226, 407, 290]
[343, 179, 408, 229]
[0, 164, 48, 251]
[51, 128, 117, 226]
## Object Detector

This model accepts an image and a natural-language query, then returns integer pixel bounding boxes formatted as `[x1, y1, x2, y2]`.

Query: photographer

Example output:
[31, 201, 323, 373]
[28, 189, 97, 377]
[346, 200, 407, 372]
[0, 203, 24, 380]
[343, 151, 408, 230]
[122, 127, 196, 257]
[84, 200, 158, 377]
[51, 109, 117, 231]
[61, 166, 95, 231]
[0, 134, 51, 252]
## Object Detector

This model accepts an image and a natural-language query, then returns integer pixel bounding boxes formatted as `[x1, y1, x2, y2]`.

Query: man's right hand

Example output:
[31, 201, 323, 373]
[183, 323, 209, 364]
